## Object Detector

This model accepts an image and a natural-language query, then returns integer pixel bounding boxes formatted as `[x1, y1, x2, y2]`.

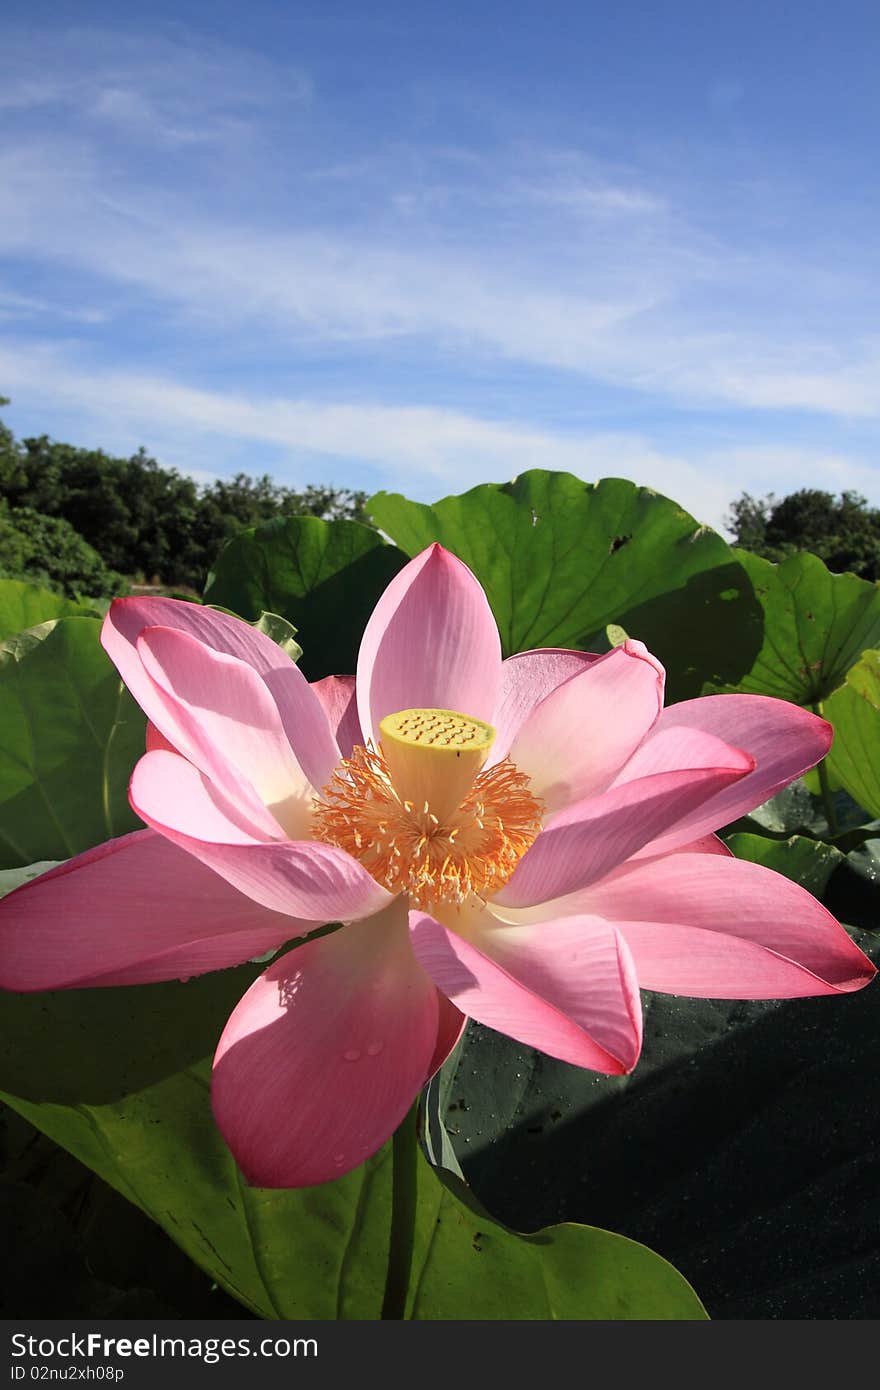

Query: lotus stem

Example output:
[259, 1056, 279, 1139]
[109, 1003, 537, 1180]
[380, 1101, 418, 1319]
[812, 703, 839, 837]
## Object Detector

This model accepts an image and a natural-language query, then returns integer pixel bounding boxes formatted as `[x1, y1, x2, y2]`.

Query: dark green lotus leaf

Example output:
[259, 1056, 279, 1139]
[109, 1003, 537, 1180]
[430, 830, 879, 1318]
[723, 832, 844, 896]
[369, 472, 761, 702]
[0, 943, 703, 1320]
[716, 550, 880, 704]
[823, 651, 880, 820]
[203, 516, 407, 680]
[0, 618, 145, 867]
[733, 777, 875, 847]
[405, 1151, 705, 1319]
[732, 779, 822, 838]
[0, 1106, 201, 1318]
[0, 579, 99, 642]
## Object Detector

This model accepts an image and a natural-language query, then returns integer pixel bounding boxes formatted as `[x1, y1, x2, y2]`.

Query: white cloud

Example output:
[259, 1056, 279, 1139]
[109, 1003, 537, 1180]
[704, 445, 880, 521]
[4, 341, 876, 532]
[0, 26, 311, 147]
[0, 289, 107, 324]
[1, 113, 877, 420]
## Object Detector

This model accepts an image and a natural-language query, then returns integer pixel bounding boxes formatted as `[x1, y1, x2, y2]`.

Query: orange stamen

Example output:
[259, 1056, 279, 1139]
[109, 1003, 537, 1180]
[313, 740, 542, 910]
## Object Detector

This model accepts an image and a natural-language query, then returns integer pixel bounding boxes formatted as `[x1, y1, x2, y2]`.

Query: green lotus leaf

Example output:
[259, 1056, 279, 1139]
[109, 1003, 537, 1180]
[369, 472, 761, 702]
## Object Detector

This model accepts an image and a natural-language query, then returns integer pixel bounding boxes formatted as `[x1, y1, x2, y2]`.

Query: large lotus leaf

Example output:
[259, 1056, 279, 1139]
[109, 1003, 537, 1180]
[405, 1153, 705, 1319]
[0, 948, 703, 1320]
[823, 651, 880, 820]
[0, 579, 98, 642]
[368, 472, 762, 702]
[733, 779, 823, 837]
[431, 836, 879, 1319]
[0, 618, 145, 867]
[203, 516, 407, 680]
[723, 831, 845, 895]
[0, 1106, 197, 1318]
[733, 778, 875, 851]
[716, 550, 880, 704]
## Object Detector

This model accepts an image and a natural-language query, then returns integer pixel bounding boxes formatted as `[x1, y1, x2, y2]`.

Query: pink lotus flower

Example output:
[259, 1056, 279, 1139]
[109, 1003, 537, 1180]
[0, 545, 874, 1187]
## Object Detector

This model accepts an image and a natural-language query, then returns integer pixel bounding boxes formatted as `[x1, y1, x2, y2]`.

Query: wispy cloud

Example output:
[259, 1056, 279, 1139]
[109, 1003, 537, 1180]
[0, 26, 310, 143]
[1, 113, 877, 419]
[3, 340, 876, 532]
[1, 17, 878, 523]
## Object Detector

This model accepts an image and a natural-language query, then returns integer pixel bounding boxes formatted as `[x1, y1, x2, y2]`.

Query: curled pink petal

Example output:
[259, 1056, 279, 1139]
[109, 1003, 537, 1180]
[489, 648, 601, 764]
[579, 853, 876, 997]
[130, 751, 394, 922]
[425, 993, 468, 1082]
[356, 544, 501, 744]
[410, 908, 641, 1073]
[131, 749, 270, 843]
[138, 626, 319, 837]
[508, 641, 665, 813]
[104, 593, 295, 693]
[0, 830, 305, 990]
[103, 596, 340, 788]
[493, 759, 753, 910]
[310, 675, 363, 759]
[212, 900, 439, 1187]
[617, 694, 833, 856]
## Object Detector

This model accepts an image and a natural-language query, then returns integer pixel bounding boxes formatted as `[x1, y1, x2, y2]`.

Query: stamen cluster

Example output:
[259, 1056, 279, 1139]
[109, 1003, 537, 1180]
[313, 743, 543, 910]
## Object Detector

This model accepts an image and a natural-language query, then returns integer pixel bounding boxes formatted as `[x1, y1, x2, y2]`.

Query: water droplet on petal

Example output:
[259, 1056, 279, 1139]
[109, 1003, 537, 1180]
[332, 1153, 346, 1165]
[366, 1040, 384, 1056]
[343, 1048, 362, 1062]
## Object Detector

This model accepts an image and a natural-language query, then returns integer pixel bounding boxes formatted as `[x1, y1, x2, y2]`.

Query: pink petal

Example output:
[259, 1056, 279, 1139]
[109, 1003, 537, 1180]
[103, 596, 340, 789]
[131, 749, 269, 841]
[212, 900, 439, 1186]
[507, 641, 665, 813]
[425, 993, 467, 1082]
[410, 907, 642, 1073]
[310, 675, 363, 759]
[105, 594, 295, 686]
[137, 626, 321, 838]
[579, 852, 876, 997]
[489, 832, 733, 928]
[130, 751, 394, 922]
[671, 833, 732, 856]
[356, 544, 501, 745]
[489, 648, 602, 764]
[493, 760, 753, 910]
[145, 720, 177, 754]
[0, 830, 305, 990]
[616, 695, 833, 856]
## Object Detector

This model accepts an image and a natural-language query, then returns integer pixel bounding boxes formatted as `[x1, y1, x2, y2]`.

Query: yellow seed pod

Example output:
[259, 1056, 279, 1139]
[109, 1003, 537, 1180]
[379, 708, 496, 822]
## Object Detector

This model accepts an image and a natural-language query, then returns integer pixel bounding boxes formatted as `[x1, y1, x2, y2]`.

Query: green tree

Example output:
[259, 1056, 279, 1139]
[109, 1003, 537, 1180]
[727, 487, 880, 581]
[192, 473, 369, 579]
[0, 402, 371, 590]
[0, 501, 126, 598]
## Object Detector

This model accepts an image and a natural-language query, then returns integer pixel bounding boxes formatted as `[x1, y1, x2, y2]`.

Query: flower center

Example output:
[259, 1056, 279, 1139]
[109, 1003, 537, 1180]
[313, 707, 543, 910]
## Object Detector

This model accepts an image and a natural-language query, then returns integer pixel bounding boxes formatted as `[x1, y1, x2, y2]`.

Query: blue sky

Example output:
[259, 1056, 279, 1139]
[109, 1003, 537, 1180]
[1, 0, 878, 530]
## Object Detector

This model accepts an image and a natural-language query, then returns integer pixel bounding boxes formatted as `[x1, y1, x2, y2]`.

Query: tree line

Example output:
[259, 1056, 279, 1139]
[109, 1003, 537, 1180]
[0, 401, 368, 596]
[1, 400, 877, 598]
[725, 488, 879, 582]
